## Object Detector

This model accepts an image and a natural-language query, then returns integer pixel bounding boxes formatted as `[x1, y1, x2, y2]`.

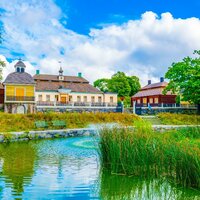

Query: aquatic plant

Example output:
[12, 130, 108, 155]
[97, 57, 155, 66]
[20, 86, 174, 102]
[99, 125, 200, 188]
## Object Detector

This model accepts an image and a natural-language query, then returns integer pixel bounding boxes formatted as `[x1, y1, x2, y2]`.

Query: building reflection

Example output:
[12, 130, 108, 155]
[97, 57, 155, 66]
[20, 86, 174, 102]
[0, 142, 36, 197]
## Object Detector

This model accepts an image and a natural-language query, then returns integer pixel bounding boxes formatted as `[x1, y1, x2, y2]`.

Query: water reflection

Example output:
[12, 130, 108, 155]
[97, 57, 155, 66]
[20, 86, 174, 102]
[0, 142, 36, 198]
[0, 137, 199, 199]
[100, 170, 200, 200]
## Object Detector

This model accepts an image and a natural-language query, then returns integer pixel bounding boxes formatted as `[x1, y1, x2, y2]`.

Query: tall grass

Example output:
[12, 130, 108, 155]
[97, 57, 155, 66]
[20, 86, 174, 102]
[0, 112, 140, 132]
[99, 124, 200, 188]
[157, 113, 200, 125]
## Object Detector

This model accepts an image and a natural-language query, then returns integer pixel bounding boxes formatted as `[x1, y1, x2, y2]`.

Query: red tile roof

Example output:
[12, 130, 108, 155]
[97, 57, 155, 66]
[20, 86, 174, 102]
[133, 87, 172, 98]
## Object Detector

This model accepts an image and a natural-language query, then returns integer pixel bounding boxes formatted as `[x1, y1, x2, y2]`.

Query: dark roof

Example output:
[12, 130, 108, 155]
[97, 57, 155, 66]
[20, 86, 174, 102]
[132, 87, 173, 98]
[0, 83, 3, 89]
[142, 82, 168, 90]
[33, 74, 89, 83]
[4, 72, 35, 84]
[14, 60, 26, 68]
[34, 75, 102, 93]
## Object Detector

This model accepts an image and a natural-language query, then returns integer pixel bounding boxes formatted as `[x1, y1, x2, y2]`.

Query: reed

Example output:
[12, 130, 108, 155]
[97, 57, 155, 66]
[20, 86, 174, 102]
[99, 124, 200, 188]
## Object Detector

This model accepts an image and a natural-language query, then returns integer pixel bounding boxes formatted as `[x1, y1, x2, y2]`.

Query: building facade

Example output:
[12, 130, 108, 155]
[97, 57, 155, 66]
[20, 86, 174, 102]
[33, 68, 118, 111]
[131, 77, 176, 107]
[3, 60, 35, 114]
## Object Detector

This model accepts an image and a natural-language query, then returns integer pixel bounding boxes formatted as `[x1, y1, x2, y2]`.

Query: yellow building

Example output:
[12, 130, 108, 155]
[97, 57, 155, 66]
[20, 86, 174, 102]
[3, 60, 35, 114]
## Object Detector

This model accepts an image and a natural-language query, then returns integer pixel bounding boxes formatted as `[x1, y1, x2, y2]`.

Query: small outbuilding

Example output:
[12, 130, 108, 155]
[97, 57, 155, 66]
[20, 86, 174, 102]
[131, 77, 176, 107]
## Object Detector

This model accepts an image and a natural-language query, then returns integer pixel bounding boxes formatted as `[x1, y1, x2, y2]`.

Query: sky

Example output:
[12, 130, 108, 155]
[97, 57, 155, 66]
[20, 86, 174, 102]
[0, 0, 200, 86]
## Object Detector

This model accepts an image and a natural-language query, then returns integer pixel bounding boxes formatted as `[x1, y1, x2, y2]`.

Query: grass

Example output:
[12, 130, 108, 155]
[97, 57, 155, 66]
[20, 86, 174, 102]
[99, 122, 200, 188]
[157, 113, 200, 125]
[0, 112, 140, 132]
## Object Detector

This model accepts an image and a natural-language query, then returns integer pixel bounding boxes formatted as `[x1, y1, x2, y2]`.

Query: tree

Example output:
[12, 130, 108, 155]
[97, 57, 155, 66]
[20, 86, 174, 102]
[94, 72, 141, 97]
[93, 78, 109, 92]
[164, 50, 200, 114]
[0, 60, 5, 81]
[108, 72, 131, 97]
[127, 76, 141, 96]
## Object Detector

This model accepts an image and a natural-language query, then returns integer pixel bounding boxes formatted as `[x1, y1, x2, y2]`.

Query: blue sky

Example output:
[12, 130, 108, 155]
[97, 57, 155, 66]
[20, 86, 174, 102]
[57, 0, 200, 34]
[0, 0, 200, 85]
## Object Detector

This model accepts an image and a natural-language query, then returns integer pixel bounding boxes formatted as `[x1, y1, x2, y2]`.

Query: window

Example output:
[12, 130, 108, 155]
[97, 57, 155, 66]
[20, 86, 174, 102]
[17, 67, 20, 72]
[137, 99, 141, 104]
[21, 68, 24, 73]
[91, 96, 95, 103]
[110, 96, 113, 103]
[38, 95, 42, 101]
[154, 98, 159, 104]
[46, 95, 50, 102]
[69, 95, 72, 102]
[84, 96, 87, 102]
[98, 96, 102, 103]
[77, 96, 81, 102]
[55, 95, 59, 101]
[149, 98, 153, 104]
[143, 98, 147, 104]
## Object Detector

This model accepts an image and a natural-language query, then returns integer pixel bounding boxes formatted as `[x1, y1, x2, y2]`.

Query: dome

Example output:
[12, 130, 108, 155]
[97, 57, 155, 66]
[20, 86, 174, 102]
[4, 72, 35, 84]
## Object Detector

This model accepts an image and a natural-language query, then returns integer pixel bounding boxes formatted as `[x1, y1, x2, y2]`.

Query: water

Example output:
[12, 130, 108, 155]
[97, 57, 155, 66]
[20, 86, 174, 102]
[0, 137, 199, 200]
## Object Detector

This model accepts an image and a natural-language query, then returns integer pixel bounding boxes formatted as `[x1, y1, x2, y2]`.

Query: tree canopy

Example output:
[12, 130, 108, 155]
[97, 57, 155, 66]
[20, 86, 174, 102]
[94, 71, 141, 98]
[164, 50, 200, 111]
[0, 60, 5, 81]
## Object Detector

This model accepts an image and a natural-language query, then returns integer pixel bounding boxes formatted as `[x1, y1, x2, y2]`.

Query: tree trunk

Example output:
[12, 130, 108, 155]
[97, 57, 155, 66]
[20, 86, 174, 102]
[197, 104, 200, 115]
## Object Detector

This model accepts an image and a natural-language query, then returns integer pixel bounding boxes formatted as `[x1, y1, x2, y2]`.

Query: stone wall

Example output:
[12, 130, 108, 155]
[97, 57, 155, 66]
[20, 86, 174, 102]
[0, 125, 198, 143]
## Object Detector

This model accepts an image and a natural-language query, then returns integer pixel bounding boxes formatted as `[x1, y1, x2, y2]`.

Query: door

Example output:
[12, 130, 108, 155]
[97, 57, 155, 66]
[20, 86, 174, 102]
[61, 96, 66, 103]
[16, 88, 25, 101]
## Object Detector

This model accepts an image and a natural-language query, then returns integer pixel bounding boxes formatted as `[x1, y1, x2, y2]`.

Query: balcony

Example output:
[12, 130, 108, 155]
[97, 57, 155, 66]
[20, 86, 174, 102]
[6, 96, 35, 102]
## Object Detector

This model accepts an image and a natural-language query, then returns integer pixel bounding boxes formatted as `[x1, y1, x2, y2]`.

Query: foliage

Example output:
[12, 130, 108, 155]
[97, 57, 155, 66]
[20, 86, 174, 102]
[0, 60, 6, 81]
[157, 113, 200, 125]
[164, 50, 200, 106]
[99, 124, 200, 188]
[93, 78, 109, 92]
[0, 112, 140, 132]
[94, 71, 141, 98]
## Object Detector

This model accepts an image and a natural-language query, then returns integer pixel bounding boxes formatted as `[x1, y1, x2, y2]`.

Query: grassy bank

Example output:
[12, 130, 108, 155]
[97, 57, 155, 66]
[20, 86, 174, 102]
[158, 113, 200, 125]
[0, 112, 139, 132]
[99, 122, 200, 188]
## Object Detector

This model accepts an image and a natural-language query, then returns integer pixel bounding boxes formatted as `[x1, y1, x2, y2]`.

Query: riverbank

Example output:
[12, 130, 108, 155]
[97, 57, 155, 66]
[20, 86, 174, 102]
[0, 112, 139, 132]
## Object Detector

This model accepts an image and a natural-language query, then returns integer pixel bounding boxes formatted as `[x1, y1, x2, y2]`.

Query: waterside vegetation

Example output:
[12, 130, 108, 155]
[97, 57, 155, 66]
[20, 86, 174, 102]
[99, 122, 200, 189]
[0, 112, 140, 132]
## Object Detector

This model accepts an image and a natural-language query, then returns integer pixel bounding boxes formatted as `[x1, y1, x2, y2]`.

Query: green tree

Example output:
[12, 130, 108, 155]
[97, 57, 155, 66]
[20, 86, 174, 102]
[93, 78, 109, 92]
[94, 71, 141, 98]
[108, 72, 131, 97]
[164, 50, 200, 114]
[0, 60, 5, 81]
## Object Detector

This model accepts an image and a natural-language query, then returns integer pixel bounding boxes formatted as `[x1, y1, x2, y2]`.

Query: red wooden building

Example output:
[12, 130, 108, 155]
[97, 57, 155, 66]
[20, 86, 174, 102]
[0, 83, 4, 106]
[131, 77, 176, 107]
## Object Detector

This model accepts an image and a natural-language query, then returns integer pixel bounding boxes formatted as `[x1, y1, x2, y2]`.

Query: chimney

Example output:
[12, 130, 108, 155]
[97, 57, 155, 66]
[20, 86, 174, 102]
[36, 70, 40, 75]
[148, 80, 151, 85]
[160, 77, 164, 82]
[78, 72, 82, 77]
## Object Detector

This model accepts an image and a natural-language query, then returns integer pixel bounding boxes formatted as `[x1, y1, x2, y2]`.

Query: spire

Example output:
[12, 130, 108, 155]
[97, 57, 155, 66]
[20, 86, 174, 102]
[58, 61, 64, 80]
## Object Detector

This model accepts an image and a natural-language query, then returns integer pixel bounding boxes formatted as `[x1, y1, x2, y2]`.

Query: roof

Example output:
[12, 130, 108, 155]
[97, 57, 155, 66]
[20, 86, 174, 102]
[34, 77, 103, 94]
[33, 74, 89, 83]
[0, 83, 3, 89]
[142, 82, 168, 90]
[4, 72, 35, 84]
[132, 87, 173, 98]
[14, 60, 26, 68]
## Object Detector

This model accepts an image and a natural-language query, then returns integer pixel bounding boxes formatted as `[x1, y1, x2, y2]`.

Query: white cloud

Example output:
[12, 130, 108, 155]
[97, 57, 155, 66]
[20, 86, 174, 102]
[0, 1, 200, 86]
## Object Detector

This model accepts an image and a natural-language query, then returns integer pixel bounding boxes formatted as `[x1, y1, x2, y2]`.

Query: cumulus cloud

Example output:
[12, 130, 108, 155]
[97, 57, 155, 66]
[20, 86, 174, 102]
[0, 0, 200, 86]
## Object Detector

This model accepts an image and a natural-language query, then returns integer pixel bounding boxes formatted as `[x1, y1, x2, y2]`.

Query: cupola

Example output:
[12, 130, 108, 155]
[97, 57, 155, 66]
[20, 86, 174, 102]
[58, 67, 64, 81]
[14, 59, 26, 73]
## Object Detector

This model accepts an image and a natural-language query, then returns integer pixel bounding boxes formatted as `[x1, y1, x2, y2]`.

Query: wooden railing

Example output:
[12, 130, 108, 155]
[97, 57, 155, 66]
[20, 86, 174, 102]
[6, 96, 35, 102]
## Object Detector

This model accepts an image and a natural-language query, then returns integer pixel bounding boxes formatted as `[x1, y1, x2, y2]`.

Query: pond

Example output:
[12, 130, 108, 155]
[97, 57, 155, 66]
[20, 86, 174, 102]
[0, 136, 199, 200]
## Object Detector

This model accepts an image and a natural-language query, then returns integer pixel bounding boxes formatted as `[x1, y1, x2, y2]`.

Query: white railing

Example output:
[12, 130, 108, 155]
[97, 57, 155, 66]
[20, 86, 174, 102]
[36, 101, 118, 108]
